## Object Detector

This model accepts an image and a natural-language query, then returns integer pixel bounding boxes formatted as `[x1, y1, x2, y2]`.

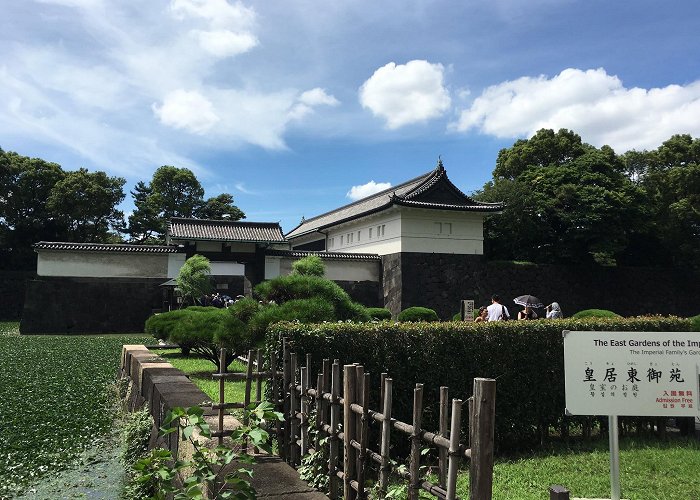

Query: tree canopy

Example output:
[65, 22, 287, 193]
[475, 129, 700, 268]
[126, 166, 245, 243]
[0, 148, 126, 269]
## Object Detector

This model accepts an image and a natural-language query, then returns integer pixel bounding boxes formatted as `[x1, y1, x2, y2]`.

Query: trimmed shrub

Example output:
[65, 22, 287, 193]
[248, 298, 336, 339]
[367, 307, 392, 320]
[397, 306, 439, 322]
[291, 255, 326, 277]
[254, 274, 369, 322]
[571, 309, 621, 319]
[229, 298, 261, 324]
[689, 314, 700, 331]
[266, 315, 691, 453]
[144, 309, 191, 341]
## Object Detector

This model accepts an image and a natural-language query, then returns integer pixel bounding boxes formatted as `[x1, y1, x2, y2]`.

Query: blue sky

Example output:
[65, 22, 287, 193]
[2, 0, 699, 233]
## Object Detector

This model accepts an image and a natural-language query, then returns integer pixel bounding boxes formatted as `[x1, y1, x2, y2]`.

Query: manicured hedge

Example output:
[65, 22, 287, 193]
[397, 306, 439, 322]
[266, 316, 691, 452]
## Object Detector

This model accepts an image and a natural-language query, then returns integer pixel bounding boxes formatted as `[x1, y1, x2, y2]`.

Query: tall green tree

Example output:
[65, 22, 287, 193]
[127, 166, 245, 243]
[47, 168, 126, 242]
[0, 148, 127, 268]
[623, 134, 700, 267]
[475, 129, 646, 265]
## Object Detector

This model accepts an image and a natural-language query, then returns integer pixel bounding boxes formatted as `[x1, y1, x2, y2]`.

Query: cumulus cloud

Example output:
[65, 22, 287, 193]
[451, 67, 700, 151]
[153, 89, 220, 134]
[346, 180, 392, 201]
[359, 60, 451, 129]
[288, 88, 340, 121]
[299, 88, 340, 107]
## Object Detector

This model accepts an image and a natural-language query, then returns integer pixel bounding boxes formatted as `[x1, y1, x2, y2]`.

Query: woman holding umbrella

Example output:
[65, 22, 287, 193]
[514, 295, 543, 320]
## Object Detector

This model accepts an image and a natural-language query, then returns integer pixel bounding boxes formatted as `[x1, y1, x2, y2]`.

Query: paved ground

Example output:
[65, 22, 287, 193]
[249, 456, 329, 499]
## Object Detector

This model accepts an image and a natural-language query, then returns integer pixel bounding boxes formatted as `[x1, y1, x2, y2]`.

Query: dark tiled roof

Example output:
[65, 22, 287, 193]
[169, 218, 286, 243]
[34, 241, 179, 253]
[285, 161, 503, 239]
[265, 249, 381, 261]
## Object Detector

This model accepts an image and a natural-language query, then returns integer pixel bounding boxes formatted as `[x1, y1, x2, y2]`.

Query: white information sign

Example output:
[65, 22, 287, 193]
[564, 331, 700, 416]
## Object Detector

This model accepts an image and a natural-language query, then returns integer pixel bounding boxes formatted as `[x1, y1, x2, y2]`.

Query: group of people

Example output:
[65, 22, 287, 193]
[474, 294, 563, 322]
[201, 292, 243, 308]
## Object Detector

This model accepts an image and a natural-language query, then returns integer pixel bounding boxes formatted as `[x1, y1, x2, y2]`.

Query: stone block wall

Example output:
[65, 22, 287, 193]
[0, 271, 33, 320]
[335, 280, 382, 308]
[20, 276, 166, 334]
[384, 252, 700, 320]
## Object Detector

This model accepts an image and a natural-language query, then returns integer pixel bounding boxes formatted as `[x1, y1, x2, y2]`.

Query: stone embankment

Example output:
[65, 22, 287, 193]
[120, 345, 327, 499]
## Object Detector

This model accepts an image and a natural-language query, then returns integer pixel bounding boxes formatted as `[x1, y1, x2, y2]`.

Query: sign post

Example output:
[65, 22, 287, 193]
[460, 300, 474, 321]
[563, 331, 700, 500]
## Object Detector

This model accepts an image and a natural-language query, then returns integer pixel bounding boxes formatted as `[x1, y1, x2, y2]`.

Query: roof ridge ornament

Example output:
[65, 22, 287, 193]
[437, 155, 444, 171]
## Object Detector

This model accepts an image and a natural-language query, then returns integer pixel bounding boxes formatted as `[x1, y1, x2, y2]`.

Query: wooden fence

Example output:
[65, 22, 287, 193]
[209, 341, 496, 500]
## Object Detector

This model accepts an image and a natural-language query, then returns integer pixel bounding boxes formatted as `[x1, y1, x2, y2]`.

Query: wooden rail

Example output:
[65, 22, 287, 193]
[210, 338, 496, 500]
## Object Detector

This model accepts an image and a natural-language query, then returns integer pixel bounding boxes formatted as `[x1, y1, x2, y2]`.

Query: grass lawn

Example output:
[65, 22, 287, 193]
[451, 436, 700, 500]
[0, 321, 151, 498]
[152, 349, 265, 411]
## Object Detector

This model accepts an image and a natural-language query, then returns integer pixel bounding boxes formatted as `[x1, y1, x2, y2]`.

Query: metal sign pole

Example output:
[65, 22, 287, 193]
[608, 414, 621, 500]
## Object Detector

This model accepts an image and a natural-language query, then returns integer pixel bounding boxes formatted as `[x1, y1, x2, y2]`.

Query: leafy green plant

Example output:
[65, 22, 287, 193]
[134, 403, 282, 499]
[0, 333, 152, 496]
[121, 407, 155, 499]
[689, 314, 700, 331]
[571, 309, 621, 319]
[176, 255, 212, 307]
[291, 255, 326, 277]
[367, 307, 392, 320]
[397, 306, 439, 322]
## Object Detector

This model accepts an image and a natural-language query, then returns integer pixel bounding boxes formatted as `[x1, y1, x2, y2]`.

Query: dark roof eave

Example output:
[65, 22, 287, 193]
[392, 199, 505, 212]
[169, 235, 286, 244]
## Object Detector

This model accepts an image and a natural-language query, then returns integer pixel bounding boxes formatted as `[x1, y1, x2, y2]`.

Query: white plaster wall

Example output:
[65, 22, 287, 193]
[270, 256, 379, 282]
[167, 253, 187, 278]
[37, 251, 169, 278]
[265, 256, 282, 279]
[399, 207, 485, 254]
[325, 209, 402, 256]
[210, 261, 245, 275]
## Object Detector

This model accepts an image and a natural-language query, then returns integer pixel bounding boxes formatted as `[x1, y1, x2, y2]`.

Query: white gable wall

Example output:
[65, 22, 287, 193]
[400, 207, 484, 254]
[292, 206, 485, 256]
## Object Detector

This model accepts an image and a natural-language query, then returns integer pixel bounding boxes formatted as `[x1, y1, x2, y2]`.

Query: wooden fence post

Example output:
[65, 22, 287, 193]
[446, 398, 462, 500]
[378, 377, 393, 498]
[343, 364, 357, 500]
[438, 386, 449, 489]
[470, 378, 496, 500]
[290, 353, 300, 466]
[408, 384, 424, 500]
[243, 349, 254, 453]
[300, 365, 309, 456]
[282, 338, 290, 463]
[356, 373, 370, 499]
[328, 360, 341, 499]
[549, 485, 570, 500]
[217, 348, 226, 447]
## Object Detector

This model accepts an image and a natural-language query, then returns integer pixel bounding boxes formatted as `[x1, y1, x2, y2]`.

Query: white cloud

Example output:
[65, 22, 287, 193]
[299, 88, 340, 107]
[359, 60, 451, 129]
[346, 180, 392, 201]
[170, 0, 256, 29]
[153, 89, 220, 134]
[451, 68, 700, 151]
[194, 29, 258, 57]
[289, 88, 340, 121]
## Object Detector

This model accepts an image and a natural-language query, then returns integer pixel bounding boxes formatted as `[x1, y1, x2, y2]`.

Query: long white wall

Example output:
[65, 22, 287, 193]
[37, 251, 169, 278]
[265, 256, 380, 282]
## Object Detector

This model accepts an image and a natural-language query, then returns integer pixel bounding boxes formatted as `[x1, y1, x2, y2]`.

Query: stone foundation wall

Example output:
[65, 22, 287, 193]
[335, 280, 382, 308]
[20, 277, 166, 334]
[387, 253, 700, 320]
[0, 271, 33, 320]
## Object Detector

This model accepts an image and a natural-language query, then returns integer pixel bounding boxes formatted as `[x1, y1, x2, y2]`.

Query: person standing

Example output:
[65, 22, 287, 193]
[486, 294, 510, 321]
[546, 302, 563, 319]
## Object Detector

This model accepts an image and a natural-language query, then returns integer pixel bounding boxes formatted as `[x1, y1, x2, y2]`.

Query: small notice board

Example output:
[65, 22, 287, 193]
[564, 331, 700, 416]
